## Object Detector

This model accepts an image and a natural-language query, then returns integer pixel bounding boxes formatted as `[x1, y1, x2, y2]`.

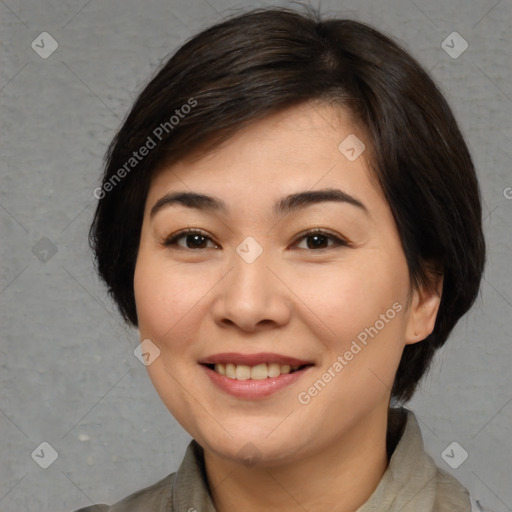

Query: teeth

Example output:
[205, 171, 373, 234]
[251, 363, 269, 380]
[225, 363, 236, 379]
[235, 364, 251, 380]
[268, 363, 282, 378]
[213, 363, 301, 380]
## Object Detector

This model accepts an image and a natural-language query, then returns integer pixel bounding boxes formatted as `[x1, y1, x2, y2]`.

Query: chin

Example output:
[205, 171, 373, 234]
[208, 437, 304, 468]
[196, 420, 310, 467]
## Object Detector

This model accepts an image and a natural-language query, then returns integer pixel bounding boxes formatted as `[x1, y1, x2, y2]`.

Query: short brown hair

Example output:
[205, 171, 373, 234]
[89, 7, 485, 402]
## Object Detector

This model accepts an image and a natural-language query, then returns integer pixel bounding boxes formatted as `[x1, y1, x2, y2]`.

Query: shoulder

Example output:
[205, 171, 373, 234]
[72, 472, 176, 512]
[431, 466, 471, 511]
[72, 439, 212, 512]
[433, 465, 495, 512]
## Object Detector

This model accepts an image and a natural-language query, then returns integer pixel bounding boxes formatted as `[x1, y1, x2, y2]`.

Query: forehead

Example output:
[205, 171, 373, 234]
[145, 102, 382, 214]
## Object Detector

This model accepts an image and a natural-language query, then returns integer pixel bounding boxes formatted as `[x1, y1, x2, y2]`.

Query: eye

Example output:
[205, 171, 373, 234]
[293, 229, 348, 250]
[163, 228, 348, 251]
[163, 229, 219, 249]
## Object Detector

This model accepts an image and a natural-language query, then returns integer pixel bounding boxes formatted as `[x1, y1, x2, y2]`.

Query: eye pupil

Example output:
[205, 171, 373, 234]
[188, 234, 207, 248]
[307, 234, 328, 249]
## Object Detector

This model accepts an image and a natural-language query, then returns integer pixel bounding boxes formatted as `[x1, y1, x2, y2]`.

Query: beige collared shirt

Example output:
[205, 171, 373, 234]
[75, 408, 473, 511]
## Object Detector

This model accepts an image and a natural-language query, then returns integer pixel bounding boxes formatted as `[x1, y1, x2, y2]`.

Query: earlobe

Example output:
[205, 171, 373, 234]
[405, 274, 443, 345]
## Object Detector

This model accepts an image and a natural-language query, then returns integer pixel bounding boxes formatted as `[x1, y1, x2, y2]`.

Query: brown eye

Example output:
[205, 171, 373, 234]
[164, 230, 218, 249]
[294, 229, 348, 250]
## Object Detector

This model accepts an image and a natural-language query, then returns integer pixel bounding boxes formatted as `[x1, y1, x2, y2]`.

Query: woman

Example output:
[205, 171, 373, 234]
[78, 7, 488, 511]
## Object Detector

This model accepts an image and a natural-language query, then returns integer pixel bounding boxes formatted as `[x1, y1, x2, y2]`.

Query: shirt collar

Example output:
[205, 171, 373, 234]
[172, 440, 217, 512]
[171, 408, 467, 512]
[356, 407, 438, 511]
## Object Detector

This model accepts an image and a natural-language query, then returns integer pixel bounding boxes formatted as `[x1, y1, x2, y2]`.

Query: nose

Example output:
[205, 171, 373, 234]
[211, 249, 292, 333]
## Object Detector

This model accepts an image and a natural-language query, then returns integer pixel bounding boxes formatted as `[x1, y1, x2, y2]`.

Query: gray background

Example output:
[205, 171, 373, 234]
[1, 0, 511, 510]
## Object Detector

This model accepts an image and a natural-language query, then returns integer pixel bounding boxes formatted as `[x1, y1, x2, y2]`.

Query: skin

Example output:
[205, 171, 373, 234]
[133, 101, 442, 512]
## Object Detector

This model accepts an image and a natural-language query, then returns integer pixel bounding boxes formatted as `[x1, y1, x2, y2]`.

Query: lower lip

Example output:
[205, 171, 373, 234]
[201, 365, 311, 399]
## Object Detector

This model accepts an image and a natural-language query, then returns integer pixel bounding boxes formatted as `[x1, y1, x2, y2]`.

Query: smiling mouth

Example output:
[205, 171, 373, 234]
[203, 363, 313, 380]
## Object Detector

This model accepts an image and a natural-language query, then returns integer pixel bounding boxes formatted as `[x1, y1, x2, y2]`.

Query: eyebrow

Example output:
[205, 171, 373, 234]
[150, 188, 368, 218]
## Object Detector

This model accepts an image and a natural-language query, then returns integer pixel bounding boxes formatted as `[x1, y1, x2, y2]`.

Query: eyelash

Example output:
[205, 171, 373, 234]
[163, 228, 349, 251]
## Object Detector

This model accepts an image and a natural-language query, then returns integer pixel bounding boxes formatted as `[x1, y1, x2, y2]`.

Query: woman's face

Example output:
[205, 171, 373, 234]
[134, 102, 438, 466]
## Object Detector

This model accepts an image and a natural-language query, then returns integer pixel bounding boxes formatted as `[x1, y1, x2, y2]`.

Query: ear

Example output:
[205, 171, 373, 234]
[405, 272, 443, 345]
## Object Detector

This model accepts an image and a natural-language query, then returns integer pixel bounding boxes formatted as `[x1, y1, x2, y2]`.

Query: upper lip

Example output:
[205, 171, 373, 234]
[198, 352, 313, 367]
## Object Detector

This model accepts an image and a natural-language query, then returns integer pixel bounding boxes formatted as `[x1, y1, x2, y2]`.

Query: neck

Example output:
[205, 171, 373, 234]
[203, 404, 390, 512]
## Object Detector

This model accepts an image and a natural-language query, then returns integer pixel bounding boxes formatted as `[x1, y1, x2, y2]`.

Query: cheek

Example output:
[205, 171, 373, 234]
[133, 248, 210, 344]
[292, 253, 408, 338]
[291, 252, 410, 400]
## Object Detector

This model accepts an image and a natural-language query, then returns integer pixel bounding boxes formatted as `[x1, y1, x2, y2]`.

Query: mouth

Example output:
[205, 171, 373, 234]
[200, 356, 314, 399]
[202, 362, 313, 380]
[198, 352, 314, 380]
